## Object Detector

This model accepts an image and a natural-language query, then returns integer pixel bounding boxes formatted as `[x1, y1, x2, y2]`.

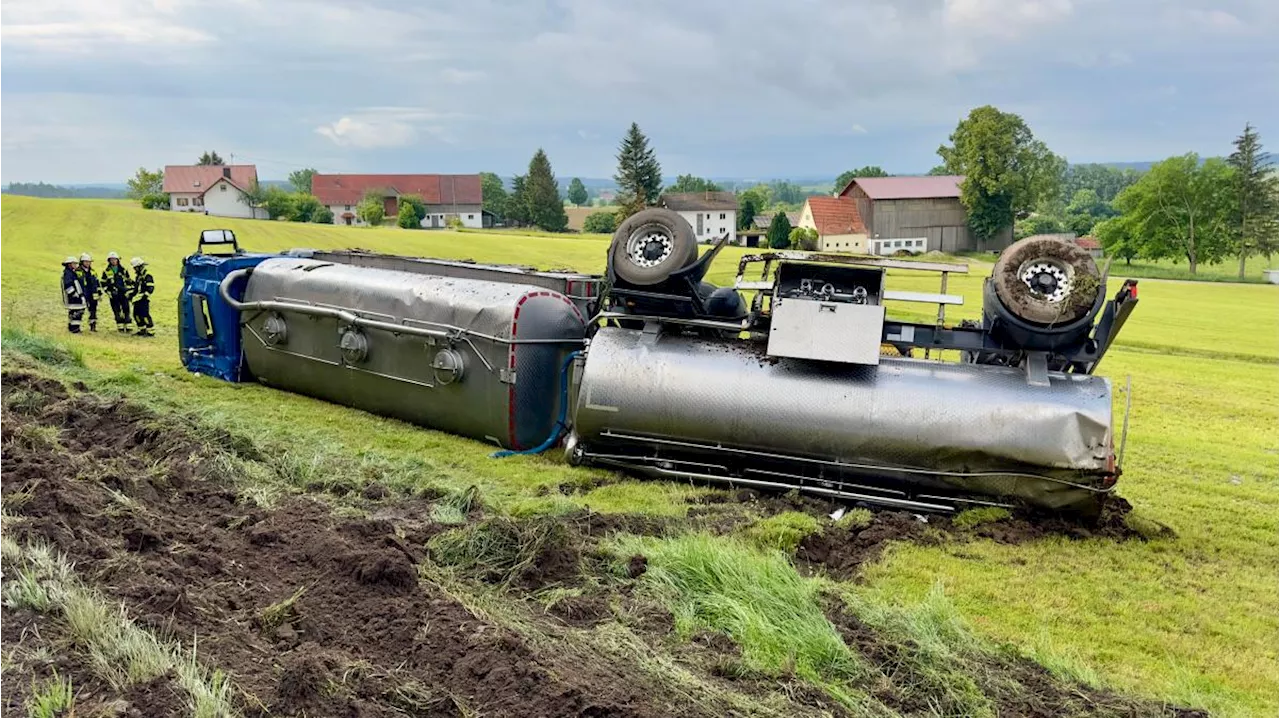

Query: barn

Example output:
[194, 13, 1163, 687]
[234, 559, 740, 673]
[837, 175, 1013, 254]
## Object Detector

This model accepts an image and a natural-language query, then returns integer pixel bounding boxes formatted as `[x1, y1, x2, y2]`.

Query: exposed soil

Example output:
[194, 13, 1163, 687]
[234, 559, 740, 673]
[0, 369, 1196, 718]
[797, 500, 1154, 581]
[0, 371, 725, 717]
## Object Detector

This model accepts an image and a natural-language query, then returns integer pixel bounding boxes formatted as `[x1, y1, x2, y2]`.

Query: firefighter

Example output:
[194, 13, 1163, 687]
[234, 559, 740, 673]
[77, 253, 102, 332]
[130, 257, 155, 337]
[102, 252, 133, 332]
[61, 256, 86, 333]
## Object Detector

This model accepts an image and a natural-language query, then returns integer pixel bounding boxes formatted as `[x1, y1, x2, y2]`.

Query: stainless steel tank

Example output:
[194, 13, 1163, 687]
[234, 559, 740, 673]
[237, 257, 585, 449]
[571, 326, 1116, 512]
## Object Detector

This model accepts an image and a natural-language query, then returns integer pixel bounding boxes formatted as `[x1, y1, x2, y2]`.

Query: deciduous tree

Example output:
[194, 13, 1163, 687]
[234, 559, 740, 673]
[396, 201, 419, 229]
[292, 194, 323, 223]
[288, 168, 317, 194]
[400, 194, 427, 223]
[666, 175, 721, 194]
[833, 166, 889, 193]
[356, 192, 385, 226]
[937, 106, 1065, 240]
[526, 149, 568, 232]
[262, 186, 298, 220]
[126, 167, 164, 200]
[567, 177, 588, 206]
[583, 210, 618, 234]
[614, 123, 662, 218]
[1111, 154, 1233, 274]
[311, 206, 334, 224]
[480, 172, 508, 219]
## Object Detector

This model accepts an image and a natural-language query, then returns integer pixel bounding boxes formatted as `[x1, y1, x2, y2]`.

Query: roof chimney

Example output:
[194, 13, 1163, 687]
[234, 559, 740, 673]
[222, 166, 231, 179]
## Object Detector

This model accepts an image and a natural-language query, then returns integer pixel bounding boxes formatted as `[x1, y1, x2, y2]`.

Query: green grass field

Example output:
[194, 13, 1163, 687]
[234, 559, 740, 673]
[3, 195, 1277, 715]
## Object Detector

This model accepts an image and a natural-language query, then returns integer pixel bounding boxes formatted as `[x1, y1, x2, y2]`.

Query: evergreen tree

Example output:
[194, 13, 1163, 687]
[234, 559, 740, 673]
[526, 149, 568, 232]
[766, 212, 793, 249]
[567, 177, 588, 206]
[197, 151, 225, 165]
[506, 175, 530, 225]
[1227, 123, 1280, 277]
[614, 123, 662, 218]
[737, 193, 759, 231]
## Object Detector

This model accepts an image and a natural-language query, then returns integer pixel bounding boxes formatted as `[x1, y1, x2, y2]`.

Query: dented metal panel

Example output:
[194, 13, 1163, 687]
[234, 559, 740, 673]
[574, 326, 1113, 511]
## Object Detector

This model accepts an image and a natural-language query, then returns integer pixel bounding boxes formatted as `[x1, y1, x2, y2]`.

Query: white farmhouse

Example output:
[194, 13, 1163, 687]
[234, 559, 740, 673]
[660, 192, 738, 245]
[163, 164, 266, 219]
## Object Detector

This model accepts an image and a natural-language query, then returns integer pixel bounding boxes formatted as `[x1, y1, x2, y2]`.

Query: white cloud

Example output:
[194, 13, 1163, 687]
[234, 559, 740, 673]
[943, 0, 1073, 39]
[1182, 9, 1246, 33]
[314, 108, 458, 149]
[1, 0, 214, 51]
[849, 124, 868, 135]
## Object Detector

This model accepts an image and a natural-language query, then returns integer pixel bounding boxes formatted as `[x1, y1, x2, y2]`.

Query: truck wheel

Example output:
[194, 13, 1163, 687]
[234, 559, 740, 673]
[609, 209, 698, 286]
[992, 236, 1101, 325]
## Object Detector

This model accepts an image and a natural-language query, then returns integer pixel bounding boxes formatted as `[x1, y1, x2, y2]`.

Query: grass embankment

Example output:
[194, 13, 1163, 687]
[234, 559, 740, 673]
[2, 196, 1277, 715]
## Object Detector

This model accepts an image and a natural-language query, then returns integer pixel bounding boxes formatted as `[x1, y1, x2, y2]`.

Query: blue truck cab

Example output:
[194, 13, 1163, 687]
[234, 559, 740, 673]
[178, 229, 278, 382]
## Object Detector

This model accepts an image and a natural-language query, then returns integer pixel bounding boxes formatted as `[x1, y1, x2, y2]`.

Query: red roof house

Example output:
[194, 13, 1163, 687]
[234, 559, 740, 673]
[804, 196, 866, 236]
[311, 173, 483, 227]
[162, 164, 263, 218]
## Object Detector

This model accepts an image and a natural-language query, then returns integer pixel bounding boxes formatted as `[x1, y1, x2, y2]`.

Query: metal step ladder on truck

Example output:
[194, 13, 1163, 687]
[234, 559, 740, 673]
[179, 216, 1138, 517]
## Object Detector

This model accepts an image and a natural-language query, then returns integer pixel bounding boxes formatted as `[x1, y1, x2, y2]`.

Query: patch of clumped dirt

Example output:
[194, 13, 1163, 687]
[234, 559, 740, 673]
[797, 500, 1154, 581]
[0, 373, 721, 718]
[825, 604, 1206, 718]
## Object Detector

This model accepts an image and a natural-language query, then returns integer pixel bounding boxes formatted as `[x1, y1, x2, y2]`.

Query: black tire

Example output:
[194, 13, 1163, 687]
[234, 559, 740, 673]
[991, 236, 1101, 325]
[609, 209, 699, 286]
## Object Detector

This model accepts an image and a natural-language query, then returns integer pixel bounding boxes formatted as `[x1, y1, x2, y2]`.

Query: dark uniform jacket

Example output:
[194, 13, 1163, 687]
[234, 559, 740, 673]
[78, 266, 101, 298]
[133, 267, 155, 299]
[102, 264, 131, 297]
[61, 266, 85, 307]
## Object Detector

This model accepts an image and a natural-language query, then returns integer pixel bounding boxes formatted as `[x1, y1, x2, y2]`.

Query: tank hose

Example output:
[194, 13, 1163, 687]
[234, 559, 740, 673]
[490, 350, 582, 459]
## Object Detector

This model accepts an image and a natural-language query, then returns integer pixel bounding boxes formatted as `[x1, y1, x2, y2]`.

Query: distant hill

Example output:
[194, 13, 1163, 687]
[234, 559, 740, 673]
[1100, 153, 1277, 172]
[3, 182, 128, 199]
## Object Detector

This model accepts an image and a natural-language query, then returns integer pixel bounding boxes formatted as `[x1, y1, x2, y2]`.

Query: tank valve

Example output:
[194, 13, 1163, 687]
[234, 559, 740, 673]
[431, 349, 465, 385]
[263, 312, 288, 346]
[339, 328, 368, 364]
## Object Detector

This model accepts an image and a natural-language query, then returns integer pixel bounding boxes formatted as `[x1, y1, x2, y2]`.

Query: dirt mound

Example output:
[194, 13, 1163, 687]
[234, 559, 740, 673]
[797, 511, 944, 576]
[798, 501, 1155, 580]
[0, 375, 714, 717]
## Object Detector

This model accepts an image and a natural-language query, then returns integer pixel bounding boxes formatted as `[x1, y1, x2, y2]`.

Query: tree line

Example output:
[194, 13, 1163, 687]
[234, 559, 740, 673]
[3, 182, 128, 199]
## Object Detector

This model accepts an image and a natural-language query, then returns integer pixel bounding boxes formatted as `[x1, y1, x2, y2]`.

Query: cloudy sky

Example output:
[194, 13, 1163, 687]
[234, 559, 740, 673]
[2, 0, 1277, 184]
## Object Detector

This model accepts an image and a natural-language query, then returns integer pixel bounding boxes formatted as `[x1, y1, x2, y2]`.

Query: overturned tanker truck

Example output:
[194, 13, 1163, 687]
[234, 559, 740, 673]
[179, 213, 1138, 516]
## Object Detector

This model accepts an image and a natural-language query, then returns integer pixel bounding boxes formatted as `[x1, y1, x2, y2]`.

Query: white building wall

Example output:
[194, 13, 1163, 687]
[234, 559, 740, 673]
[675, 209, 736, 244]
[329, 205, 484, 229]
[199, 179, 260, 219]
[330, 204, 363, 226]
[817, 233, 868, 253]
[170, 192, 202, 212]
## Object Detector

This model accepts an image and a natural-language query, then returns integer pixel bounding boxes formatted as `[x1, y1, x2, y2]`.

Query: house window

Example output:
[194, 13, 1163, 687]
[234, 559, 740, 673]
[177, 197, 189, 206]
[193, 197, 203, 206]
[467, 214, 474, 220]
[894, 240, 902, 248]
[344, 205, 351, 211]
[720, 213, 726, 220]
[219, 184, 227, 192]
